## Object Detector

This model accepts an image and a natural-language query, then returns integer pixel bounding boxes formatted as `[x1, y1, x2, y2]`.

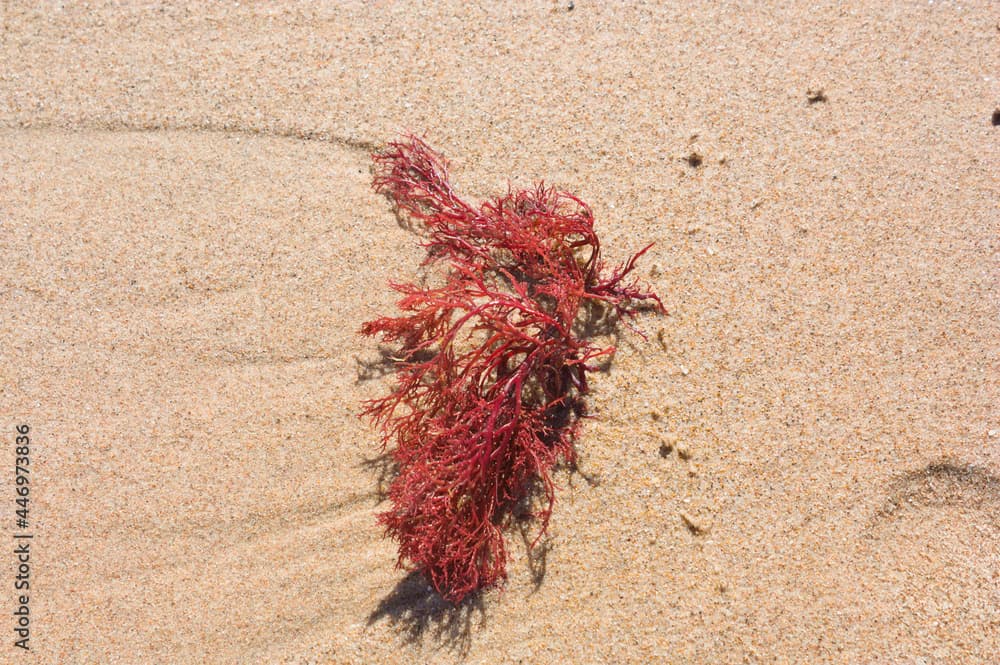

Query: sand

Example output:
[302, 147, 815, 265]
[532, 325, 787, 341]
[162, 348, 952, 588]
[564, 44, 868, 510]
[1, 1, 997, 663]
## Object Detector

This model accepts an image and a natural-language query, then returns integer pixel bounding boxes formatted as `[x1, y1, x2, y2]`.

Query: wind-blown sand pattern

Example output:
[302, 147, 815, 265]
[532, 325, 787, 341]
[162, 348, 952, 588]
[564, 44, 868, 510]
[1, 2, 997, 663]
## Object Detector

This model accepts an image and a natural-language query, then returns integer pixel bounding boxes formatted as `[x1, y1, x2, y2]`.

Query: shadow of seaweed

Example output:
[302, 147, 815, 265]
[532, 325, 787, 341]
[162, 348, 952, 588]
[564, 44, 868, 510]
[566, 455, 602, 488]
[360, 452, 398, 504]
[514, 519, 550, 593]
[354, 348, 397, 383]
[356, 346, 439, 384]
[367, 572, 486, 655]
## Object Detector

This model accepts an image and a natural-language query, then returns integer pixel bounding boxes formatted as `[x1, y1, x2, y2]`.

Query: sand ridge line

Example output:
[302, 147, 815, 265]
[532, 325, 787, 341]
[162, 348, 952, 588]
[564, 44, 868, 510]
[113, 487, 380, 543]
[872, 460, 1000, 526]
[2, 117, 379, 153]
[197, 351, 339, 368]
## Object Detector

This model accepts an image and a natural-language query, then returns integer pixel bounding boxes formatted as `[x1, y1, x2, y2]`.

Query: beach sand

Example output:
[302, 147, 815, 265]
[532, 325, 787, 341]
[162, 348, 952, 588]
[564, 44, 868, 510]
[2, 2, 997, 663]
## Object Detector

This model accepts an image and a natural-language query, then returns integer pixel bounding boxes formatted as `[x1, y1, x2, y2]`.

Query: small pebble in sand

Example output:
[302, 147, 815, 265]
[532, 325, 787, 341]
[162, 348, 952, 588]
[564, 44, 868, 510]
[685, 152, 703, 167]
[660, 433, 678, 455]
[656, 328, 669, 351]
[680, 511, 706, 535]
[807, 88, 828, 103]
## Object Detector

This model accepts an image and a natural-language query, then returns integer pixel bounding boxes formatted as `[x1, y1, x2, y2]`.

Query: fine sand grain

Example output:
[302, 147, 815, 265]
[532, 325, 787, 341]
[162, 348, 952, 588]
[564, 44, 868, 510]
[2, 2, 997, 663]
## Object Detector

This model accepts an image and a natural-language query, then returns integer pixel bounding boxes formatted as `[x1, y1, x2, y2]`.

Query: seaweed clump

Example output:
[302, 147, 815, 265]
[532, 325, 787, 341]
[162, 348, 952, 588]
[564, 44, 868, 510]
[362, 136, 662, 602]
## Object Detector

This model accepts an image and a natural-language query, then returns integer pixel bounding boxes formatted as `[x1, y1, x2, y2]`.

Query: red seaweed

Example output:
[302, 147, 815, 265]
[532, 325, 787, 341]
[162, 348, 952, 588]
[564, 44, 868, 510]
[362, 136, 663, 602]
